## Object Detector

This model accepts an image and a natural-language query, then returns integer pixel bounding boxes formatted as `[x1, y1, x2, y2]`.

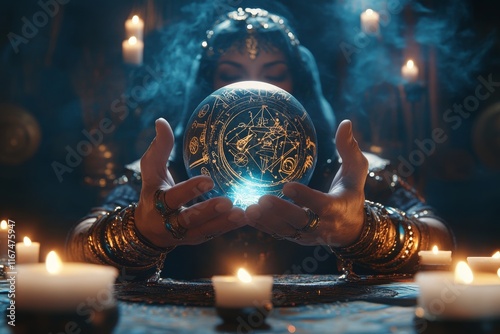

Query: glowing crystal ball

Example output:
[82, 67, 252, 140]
[183, 81, 317, 208]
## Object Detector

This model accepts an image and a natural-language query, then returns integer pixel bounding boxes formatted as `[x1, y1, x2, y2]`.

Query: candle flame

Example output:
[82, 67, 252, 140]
[237, 268, 252, 283]
[128, 36, 137, 45]
[46, 251, 63, 275]
[23, 236, 32, 246]
[432, 245, 439, 254]
[455, 261, 473, 284]
[132, 15, 139, 24]
[0, 220, 7, 230]
[492, 251, 500, 259]
[406, 60, 415, 69]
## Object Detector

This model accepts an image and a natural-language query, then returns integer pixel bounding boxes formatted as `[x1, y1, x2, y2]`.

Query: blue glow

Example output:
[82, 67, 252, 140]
[228, 182, 268, 209]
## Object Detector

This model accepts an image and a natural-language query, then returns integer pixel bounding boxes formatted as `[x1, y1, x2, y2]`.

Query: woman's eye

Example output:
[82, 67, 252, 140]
[263, 66, 290, 82]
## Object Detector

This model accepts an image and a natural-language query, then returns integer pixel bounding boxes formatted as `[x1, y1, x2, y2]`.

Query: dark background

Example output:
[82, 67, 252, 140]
[0, 0, 499, 262]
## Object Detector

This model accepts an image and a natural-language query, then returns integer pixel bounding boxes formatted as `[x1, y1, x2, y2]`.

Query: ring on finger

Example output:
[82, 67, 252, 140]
[163, 211, 188, 240]
[300, 207, 321, 233]
[154, 189, 178, 218]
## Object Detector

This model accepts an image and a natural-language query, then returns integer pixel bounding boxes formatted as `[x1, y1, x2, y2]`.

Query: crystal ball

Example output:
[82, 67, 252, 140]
[183, 81, 317, 208]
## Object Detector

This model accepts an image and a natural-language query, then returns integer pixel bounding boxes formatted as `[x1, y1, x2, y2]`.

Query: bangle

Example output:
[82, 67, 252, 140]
[86, 204, 174, 279]
[331, 200, 427, 274]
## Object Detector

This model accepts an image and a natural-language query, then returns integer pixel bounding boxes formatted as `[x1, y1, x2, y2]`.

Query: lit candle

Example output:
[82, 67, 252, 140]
[360, 9, 380, 35]
[401, 59, 419, 82]
[467, 251, 500, 273]
[212, 268, 273, 308]
[16, 236, 40, 264]
[17, 251, 118, 311]
[418, 245, 452, 266]
[416, 261, 500, 320]
[212, 268, 273, 326]
[122, 36, 144, 65]
[0, 219, 8, 260]
[125, 15, 144, 41]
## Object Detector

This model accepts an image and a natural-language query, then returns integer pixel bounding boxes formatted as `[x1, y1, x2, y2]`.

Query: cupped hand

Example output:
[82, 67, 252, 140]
[246, 120, 368, 247]
[135, 118, 246, 248]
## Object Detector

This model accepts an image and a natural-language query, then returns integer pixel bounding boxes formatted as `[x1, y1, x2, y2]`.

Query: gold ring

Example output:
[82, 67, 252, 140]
[300, 208, 320, 232]
[163, 210, 188, 240]
[154, 189, 178, 218]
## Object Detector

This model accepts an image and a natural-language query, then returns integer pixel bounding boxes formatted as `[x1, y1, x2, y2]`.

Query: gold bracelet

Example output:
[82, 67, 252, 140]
[85, 204, 174, 278]
[331, 201, 426, 274]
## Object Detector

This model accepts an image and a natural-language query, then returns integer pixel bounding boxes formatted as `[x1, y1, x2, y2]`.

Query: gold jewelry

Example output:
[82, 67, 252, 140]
[153, 189, 188, 240]
[245, 34, 259, 60]
[69, 204, 174, 281]
[163, 210, 188, 240]
[154, 189, 178, 217]
[202, 8, 300, 59]
[300, 208, 321, 232]
[331, 201, 427, 273]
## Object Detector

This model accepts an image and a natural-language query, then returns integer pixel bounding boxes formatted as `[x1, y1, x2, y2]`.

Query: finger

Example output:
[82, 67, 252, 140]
[246, 196, 303, 236]
[246, 203, 291, 237]
[181, 208, 247, 245]
[177, 196, 235, 228]
[334, 119, 368, 191]
[140, 118, 175, 188]
[282, 182, 328, 215]
[162, 175, 215, 209]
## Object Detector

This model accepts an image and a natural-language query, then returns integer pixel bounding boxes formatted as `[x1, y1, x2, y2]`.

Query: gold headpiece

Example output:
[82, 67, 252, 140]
[202, 7, 300, 60]
[245, 34, 259, 60]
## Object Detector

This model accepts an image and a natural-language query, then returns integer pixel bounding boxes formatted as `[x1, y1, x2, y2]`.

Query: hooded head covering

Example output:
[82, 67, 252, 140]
[172, 6, 337, 188]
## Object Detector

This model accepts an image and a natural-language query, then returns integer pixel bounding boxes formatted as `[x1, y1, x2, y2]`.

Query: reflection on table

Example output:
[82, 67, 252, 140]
[2, 274, 498, 334]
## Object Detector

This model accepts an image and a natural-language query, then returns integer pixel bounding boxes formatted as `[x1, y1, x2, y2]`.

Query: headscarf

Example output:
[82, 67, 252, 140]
[171, 7, 337, 188]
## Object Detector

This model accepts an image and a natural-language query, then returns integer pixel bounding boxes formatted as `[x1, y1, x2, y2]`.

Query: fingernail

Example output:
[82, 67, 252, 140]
[215, 201, 232, 213]
[260, 198, 273, 209]
[198, 181, 213, 193]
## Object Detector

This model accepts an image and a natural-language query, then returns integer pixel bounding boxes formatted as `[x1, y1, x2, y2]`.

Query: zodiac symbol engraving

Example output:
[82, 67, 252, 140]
[184, 81, 317, 208]
[189, 137, 199, 155]
[197, 104, 210, 118]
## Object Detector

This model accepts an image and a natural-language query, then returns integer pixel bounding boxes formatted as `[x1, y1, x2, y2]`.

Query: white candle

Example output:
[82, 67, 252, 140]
[16, 236, 40, 264]
[467, 251, 500, 273]
[17, 251, 118, 311]
[122, 36, 144, 65]
[0, 219, 8, 260]
[418, 245, 452, 266]
[125, 15, 144, 41]
[401, 59, 419, 82]
[360, 9, 380, 35]
[212, 268, 273, 308]
[416, 261, 500, 320]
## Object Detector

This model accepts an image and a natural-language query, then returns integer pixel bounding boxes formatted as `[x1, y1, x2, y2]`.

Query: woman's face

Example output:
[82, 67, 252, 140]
[213, 48, 293, 93]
